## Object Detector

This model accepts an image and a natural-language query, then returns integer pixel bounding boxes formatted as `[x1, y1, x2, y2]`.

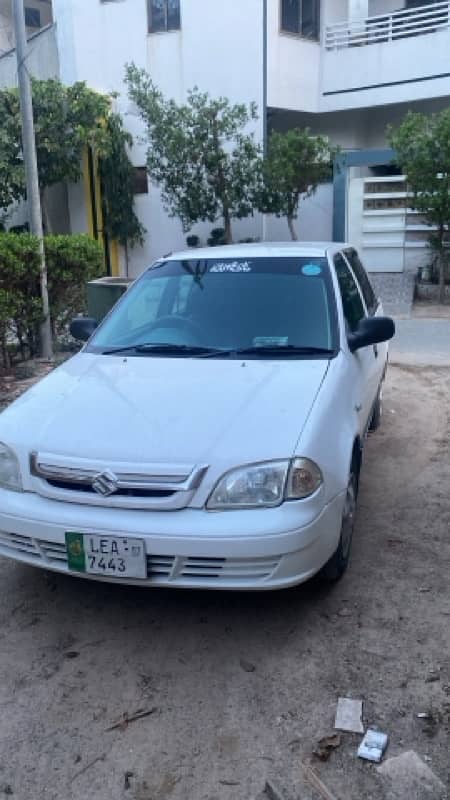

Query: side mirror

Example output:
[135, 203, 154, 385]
[70, 317, 98, 342]
[348, 316, 395, 353]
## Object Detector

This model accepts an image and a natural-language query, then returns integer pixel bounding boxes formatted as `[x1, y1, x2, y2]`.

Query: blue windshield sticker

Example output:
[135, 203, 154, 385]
[302, 264, 322, 276]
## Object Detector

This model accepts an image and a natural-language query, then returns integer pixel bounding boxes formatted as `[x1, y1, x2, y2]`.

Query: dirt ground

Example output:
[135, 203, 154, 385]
[0, 363, 449, 800]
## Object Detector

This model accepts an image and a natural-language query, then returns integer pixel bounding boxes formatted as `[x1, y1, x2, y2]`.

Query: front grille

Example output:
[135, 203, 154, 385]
[46, 479, 174, 499]
[0, 531, 39, 558]
[29, 453, 209, 511]
[0, 532, 281, 584]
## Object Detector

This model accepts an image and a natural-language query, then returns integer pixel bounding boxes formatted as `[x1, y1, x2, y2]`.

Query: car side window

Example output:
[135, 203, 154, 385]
[334, 254, 365, 332]
[344, 249, 378, 315]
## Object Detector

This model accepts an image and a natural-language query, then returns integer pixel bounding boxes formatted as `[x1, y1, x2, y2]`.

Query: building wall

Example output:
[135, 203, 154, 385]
[0, 24, 59, 87]
[0, 0, 53, 53]
[53, 0, 266, 276]
[369, 0, 406, 14]
[322, 26, 450, 112]
[267, 0, 321, 113]
[42, 0, 450, 278]
[322, 0, 347, 24]
[0, 8, 12, 53]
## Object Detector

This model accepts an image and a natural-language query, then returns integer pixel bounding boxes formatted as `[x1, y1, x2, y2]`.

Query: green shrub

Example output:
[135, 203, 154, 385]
[45, 235, 104, 333]
[0, 233, 104, 369]
[0, 234, 42, 368]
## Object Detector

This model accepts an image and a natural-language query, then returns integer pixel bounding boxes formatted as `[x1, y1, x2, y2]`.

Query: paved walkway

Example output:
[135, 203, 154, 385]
[390, 317, 450, 366]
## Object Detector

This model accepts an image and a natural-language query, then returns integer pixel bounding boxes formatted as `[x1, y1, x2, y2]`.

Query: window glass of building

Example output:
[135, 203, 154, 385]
[281, 0, 319, 39]
[281, 0, 300, 33]
[334, 254, 365, 332]
[148, 0, 181, 33]
[167, 0, 181, 29]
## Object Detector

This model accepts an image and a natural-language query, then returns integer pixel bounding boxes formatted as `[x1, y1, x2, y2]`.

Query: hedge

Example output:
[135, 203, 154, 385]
[0, 233, 104, 369]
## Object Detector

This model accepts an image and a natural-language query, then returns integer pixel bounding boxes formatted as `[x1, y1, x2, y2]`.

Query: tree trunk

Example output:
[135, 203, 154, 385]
[1, 330, 10, 372]
[437, 225, 446, 304]
[223, 209, 233, 244]
[287, 216, 298, 241]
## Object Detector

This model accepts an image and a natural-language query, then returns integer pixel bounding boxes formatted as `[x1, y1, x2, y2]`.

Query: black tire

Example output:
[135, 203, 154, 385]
[321, 467, 358, 582]
[369, 388, 382, 432]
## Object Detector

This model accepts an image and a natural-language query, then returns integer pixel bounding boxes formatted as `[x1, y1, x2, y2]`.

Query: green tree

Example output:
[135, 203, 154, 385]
[125, 64, 261, 243]
[99, 113, 145, 248]
[0, 90, 24, 212]
[0, 80, 143, 248]
[389, 110, 450, 303]
[258, 128, 335, 241]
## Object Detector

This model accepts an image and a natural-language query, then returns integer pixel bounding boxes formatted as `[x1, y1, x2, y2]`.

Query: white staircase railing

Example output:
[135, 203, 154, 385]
[325, 1, 450, 50]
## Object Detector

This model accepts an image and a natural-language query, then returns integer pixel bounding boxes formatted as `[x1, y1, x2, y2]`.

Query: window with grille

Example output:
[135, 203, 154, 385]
[281, 0, 320, 40]
[148, 0, 181, 33]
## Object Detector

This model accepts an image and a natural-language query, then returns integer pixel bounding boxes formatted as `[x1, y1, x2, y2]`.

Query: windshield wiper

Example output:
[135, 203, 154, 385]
[200, 345, 335, 358]
[101, 343, 224, 356]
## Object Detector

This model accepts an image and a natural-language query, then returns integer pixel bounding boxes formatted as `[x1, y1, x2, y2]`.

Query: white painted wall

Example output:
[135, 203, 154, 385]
[267, 0, 321, 113]
[0, 7, 12, 53]
[322, 0, 347, 24]
[0, 24, 59, 87]
[0, 0, 53, 53]
[369, 0, 406, 14]
[267, 184, 333, 242]
[322, 27, 450, 111]
[53, 0, 265, 275]
[348, 0, 369, 19]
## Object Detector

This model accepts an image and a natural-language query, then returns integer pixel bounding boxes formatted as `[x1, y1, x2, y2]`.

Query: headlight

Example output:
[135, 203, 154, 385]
[0, 443, 23, 492]
[207, 458, 322, 510]
[207, 460, 289, 510]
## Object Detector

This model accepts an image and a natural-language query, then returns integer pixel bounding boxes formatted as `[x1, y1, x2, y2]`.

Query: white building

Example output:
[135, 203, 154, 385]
[1, 0, 450, 309]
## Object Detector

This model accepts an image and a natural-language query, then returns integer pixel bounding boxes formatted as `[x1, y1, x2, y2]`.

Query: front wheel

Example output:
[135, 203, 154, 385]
[369, 388, 382, 432]
[321, 469, 358, 582]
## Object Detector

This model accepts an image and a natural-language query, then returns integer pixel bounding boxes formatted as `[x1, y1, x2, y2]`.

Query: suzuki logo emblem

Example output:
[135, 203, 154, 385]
[92, 470, 119, 497]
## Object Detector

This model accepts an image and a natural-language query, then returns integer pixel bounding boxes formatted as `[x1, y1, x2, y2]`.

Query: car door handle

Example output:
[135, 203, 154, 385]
[355, 403, 362, 413]
[373, 344, 379, 358]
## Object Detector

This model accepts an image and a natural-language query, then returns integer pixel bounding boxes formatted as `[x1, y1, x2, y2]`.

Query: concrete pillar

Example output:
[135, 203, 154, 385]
[348, 0, 369, 19]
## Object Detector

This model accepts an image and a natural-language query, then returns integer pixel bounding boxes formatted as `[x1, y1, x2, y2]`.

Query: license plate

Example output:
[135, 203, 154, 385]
[66, 532, 147, 579]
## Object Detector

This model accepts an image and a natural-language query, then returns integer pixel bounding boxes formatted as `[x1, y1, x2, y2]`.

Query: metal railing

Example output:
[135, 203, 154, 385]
[325, 1, 450, 49]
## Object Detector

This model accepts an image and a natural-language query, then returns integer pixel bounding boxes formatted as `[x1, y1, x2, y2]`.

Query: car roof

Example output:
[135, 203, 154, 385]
[161, 242, 350, 262]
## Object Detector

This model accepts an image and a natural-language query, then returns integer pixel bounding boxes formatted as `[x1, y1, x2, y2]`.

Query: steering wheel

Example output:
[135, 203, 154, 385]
[149, 314, 206, 340]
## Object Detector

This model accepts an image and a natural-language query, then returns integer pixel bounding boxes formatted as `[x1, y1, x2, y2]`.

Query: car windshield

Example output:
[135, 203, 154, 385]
[88, 256, 338, 357]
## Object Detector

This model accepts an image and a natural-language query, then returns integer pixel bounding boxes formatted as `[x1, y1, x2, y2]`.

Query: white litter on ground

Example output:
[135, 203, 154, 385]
[334, 698, 364, 734]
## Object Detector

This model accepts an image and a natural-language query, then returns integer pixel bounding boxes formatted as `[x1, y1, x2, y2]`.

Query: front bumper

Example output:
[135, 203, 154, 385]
[0, 490, 345, 590]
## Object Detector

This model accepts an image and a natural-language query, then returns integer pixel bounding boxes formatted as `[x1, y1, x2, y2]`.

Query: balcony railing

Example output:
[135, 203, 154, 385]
[325, 1, 450, 49]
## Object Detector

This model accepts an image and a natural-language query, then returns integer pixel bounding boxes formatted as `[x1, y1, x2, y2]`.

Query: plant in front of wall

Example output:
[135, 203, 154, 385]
[389, 109, 450, 303]
[0, 80, 143, 251]
[125, 64, 262, 244]
[257, 128, 336, 241]
[207, 228, 227, 247]
[99, 112, 146, 249]
[186, 234, 200, 248]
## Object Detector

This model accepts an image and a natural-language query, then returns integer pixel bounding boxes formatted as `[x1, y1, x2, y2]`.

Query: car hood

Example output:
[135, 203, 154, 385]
[0, 353, 329, 466]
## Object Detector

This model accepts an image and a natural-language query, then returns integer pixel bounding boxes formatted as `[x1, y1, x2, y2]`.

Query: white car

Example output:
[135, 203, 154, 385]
[0, 243, 394, 590]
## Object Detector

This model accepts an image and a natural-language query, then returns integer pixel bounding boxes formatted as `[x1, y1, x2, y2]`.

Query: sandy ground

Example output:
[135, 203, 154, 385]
[0, 362, 449, 799]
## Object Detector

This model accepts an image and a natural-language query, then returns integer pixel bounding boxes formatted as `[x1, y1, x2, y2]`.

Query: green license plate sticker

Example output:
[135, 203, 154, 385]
[66, 531, 86, 572]
[65, 533, 147, 579]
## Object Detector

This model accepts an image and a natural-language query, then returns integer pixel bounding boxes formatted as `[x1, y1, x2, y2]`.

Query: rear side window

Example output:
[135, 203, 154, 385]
[344, 249, 377, 315]
[334, 254, 365, 332]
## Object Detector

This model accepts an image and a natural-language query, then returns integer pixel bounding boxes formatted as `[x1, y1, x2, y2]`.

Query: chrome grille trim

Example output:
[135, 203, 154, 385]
[30, 452, 208, 492]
